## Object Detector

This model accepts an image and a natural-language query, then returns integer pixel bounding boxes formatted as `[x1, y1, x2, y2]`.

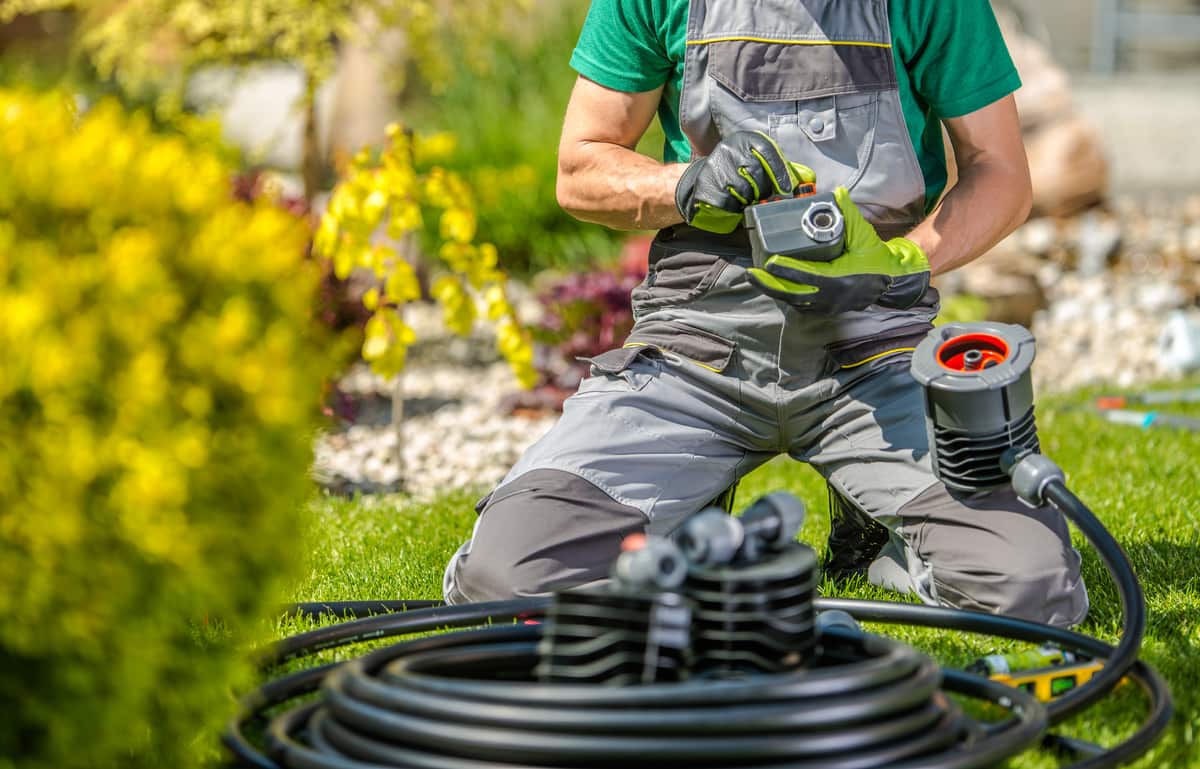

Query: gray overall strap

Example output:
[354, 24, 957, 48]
[680, 0, 927, 240]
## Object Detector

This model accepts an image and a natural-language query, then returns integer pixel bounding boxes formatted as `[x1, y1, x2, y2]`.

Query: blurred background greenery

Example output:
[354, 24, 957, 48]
[402, 1, 638, 275]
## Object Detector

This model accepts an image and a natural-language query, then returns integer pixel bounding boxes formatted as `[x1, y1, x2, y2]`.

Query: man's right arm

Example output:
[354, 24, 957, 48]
[556, 75, 688, 232]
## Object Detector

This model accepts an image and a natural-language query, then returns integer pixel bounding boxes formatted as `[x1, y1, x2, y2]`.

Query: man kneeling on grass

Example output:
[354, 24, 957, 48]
[443, 0, 1088, 628]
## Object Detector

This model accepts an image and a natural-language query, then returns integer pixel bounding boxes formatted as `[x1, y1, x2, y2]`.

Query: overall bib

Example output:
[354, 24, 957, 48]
[444, 0, 1087, 628]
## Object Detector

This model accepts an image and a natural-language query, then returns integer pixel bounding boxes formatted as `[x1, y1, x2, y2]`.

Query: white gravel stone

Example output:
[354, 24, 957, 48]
[1019, 218, 1059, 256]
[313, 358, 555, 498]
[1032, 272, 1186, 393]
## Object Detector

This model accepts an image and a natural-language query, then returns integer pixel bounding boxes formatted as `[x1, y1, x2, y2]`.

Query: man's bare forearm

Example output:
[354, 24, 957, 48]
[557, 142, 687, 231]
[906, 96, 1033, 276]
[905, 160, 1032, 277]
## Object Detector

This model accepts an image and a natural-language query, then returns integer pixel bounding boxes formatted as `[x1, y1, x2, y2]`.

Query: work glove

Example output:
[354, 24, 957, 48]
[675, 130, 816, 234]
[747, 187, 931, 314]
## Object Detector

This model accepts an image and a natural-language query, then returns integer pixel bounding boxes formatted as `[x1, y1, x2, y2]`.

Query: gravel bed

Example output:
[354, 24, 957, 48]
[1022, 197, 1200, 391]
[1032, 271, 1195, 392]
[312, 293, 556, 498]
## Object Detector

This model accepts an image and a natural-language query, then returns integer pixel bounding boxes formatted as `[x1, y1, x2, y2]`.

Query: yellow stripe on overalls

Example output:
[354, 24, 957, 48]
[625, 342, 913, 373]
[839, 347, 916, 370]
[686, 36, 892, 49]
[623, 342, 725, 374]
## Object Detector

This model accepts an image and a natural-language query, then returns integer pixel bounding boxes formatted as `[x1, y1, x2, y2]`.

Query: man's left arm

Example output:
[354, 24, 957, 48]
[905, 94, 1032, 276]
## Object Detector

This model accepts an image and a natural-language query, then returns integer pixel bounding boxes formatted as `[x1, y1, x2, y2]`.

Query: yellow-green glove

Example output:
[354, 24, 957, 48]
[675, 130, 816, 234]
[746, 187, 930, 314]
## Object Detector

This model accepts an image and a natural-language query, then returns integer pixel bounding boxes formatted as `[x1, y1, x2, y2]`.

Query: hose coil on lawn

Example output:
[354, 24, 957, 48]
[228, 512, 1046, 769]
[233, 602, 1047, 769]
[226, 593, 1172, 769]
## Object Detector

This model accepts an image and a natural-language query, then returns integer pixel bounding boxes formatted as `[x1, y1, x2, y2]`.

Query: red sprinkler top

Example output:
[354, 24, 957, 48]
[936, 333, 1010, 372]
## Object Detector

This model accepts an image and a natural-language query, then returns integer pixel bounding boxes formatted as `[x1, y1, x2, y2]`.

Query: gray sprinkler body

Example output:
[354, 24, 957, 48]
[910, 322, 1041, 493]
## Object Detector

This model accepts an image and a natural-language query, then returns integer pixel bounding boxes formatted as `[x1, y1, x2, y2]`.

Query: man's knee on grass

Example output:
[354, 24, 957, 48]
[445, 469, 646, 604]
[901, 484, 1089, 628]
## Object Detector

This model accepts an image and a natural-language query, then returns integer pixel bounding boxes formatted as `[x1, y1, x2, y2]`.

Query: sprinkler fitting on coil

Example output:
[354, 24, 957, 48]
[911, 322, 1040, 493]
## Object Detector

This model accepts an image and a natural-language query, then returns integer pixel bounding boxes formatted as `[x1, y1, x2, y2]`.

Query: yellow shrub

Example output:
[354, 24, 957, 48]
[0, 89, 333, 767]
[316, 126, 536, 386]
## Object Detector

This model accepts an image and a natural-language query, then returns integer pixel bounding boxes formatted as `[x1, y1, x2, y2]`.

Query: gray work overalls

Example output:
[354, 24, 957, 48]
[444, 0, 1088, 628]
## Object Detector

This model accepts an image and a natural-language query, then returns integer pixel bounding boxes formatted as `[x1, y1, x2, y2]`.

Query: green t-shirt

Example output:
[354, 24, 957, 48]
[569, 0, 1021, 212]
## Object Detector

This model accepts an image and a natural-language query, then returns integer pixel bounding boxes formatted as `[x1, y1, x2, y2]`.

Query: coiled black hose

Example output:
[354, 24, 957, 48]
[228, 480, 1171, 769]
[232, 613, 1045, 769]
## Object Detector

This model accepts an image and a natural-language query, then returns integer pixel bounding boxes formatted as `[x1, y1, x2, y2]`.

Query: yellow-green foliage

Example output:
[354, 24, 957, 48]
[0, 89, 333, 767]
[315, 126, 537, 386]
[0, 0, 529, 98]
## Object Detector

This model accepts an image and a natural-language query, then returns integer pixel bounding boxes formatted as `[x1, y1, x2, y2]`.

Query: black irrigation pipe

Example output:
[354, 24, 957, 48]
[228, 600, 1169, 769]
[283, 600, 445, 622]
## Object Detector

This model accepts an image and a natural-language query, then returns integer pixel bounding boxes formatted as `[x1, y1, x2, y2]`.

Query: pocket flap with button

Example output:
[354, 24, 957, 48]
[798, 102, 838, 143]
[577, 319, 738, 378]
[575, 345, 660, 394]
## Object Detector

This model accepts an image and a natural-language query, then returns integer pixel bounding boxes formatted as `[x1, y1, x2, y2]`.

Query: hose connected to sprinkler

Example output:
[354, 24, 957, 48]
[228, 323, 1172, 769]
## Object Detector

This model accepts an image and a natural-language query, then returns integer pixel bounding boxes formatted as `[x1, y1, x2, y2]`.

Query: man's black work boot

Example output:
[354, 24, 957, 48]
[823, 484, 890, 581]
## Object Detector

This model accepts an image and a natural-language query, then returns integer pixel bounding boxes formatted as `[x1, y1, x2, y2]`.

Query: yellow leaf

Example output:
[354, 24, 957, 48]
[328, 186, 360, 223]
[387, 202, 422, 239]
[366, 245, 391, 277]
[439, 208, 476, 244]
[384, 261, 421, 304]
[333, 246, 354, 281]
[313, 215, 339, 259]
[361, 189, 388, 229]
[364, 313, 388, 341]
[362, 333, 390, 361]
[430, 275, 460, 303]
[516, 364, 538, 390]
[388, 315, 417, 346]
[415, 132, 457, 164]
[478, 242, 499, 269]
[484, 284, 509, 321]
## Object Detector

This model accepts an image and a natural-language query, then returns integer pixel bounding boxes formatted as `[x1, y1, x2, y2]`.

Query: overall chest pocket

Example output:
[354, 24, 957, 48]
[704, 39, 892, 192]
[767, 92, 878, 191]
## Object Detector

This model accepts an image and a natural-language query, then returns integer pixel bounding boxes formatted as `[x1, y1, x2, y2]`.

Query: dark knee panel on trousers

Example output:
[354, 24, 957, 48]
[450, 469, 647, 603]
[898, 483, 1089, 628]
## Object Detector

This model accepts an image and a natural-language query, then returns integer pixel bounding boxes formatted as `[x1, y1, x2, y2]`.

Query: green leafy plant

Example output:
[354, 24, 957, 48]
[0, 88, 335, 768]
[0, 0, 521, 88]
[935, 293, 990, 326]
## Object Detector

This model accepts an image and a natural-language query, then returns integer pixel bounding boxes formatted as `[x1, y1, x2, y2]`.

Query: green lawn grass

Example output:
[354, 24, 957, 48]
[283, 382, 1200, 768]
